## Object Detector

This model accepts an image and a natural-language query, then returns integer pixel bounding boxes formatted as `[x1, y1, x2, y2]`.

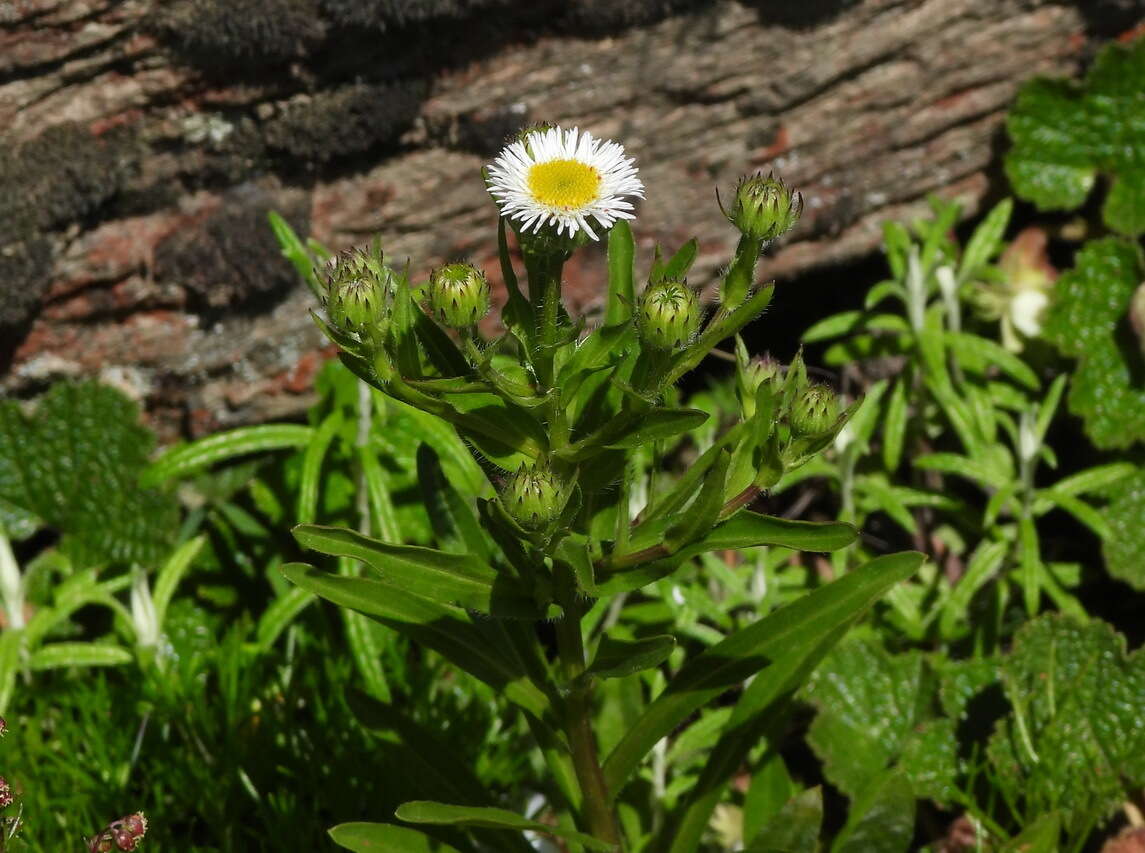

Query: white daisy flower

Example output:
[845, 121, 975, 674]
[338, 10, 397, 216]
[486, 126, 644, 241]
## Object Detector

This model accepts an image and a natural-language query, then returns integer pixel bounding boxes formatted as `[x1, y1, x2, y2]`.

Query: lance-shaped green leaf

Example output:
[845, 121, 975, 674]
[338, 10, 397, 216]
[647, 423, 746, 523]
[29, 643, 134, 670]
[605, 219, 635, 324]
[142, 424, 314, 485]
[661, 449, 730, 553]
[587, 634, 676, 680]
[651, 237, 699, 283]
[329, 823, 464, 853]
[595, 512, 856, 594]
[557, 406, 708, 462]
[416, 445, 493, 562]
[394, 802, 615, 853]
[293, 525, 537, 618]
[603, 552, 923, 797]
[281, 563, 551, 719]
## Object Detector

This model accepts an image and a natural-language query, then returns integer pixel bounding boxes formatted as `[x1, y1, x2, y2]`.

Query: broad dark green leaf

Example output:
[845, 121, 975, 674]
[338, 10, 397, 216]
[830, 770, 914, 853]
[602, 552, 923, 796]
[802, 634, 958, 804]
[743, 788, 822, 853]
[1005, 39, 1145, 236]
[1103, 471, 1145, 590]
[394, 802, 614, 852]
[986, 615, 1145, 837]
[0, 382, 178, 564]
[1043, 238, 1145, 448]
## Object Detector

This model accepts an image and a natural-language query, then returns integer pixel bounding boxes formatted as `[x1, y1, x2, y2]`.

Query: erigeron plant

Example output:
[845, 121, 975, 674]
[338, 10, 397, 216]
[285, 124, 922, 852]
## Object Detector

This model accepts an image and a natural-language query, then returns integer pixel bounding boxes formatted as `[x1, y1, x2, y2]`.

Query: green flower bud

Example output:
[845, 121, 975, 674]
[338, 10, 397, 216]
[427, 263, 492, 329]
[323, 246, 393, 334]
[726, 172, 803, 242]
[638, 279, 702, 351]
[737, 356, 781, 419]
[789, 384, 840, 437]
[502, 462, 564, 531]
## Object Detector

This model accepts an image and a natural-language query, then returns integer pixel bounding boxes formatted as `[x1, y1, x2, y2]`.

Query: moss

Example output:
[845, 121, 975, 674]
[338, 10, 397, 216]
[153, 184, 311, 312]
[262, 80, 426, 162]
[146, 0, 325, 67]
[0, 123, 135, 235]
[562, 0, 707, 32]
[317, 0, 508, 30]
[0, 238, 53, 329]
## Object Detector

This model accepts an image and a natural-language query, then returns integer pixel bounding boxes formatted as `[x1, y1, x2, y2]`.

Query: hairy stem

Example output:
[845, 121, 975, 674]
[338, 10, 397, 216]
[554, 566, 623, 848]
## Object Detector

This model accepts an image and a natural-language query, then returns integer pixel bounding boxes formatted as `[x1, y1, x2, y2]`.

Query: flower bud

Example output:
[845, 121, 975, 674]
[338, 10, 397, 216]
[122, 813, 148, 839]
[0, 776, 11, 809]
[113, 829, 137, 851]
[502, 462, 565, 531]
[638, 280, 702, 351]
[427, 263, 492, 329]
[789, 384, 840, 437]
[726, 173, 803, 242]
[322, 246, 392, 334]
[737, 356, 781, 415]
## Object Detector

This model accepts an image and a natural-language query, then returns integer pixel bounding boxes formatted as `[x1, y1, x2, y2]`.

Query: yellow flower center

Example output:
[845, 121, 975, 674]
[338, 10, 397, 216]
[527, 159, 601, 210]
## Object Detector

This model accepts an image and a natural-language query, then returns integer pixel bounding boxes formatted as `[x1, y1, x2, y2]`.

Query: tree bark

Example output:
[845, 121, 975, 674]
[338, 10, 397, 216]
[0, 0, 1137, 437]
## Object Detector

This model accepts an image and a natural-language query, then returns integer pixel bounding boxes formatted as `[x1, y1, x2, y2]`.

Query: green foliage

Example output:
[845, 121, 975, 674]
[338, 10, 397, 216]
[803, 615, 1145, 849]
[1043, 237, 1145, 449]
[988, 615, 1145, 839]
[1005, 37, 1145, 236]
[0, 382, 177, 564]
[803, 634, 957, 805]
[1103, 471, 1145, 590]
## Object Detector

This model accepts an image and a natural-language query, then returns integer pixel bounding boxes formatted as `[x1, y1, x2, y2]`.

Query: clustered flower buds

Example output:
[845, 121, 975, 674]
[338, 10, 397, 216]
[322, 246, 393, 334]
[0, 776, 12, 809]
[427, 263, 492, 329]
[502, 462, 566, 531]
[726, 172, 803, 242]
[86, 812, 148, 852]
[789, 383, 840, 437]
[638, 280, 702, 351]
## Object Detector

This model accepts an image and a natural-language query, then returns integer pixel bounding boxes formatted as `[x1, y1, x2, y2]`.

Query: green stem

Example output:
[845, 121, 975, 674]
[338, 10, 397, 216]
[554, 567, 623, 848]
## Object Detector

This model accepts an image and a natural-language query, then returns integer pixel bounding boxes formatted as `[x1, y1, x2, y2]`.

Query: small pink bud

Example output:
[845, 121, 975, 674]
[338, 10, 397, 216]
[122, 812, 148, 838]
[0, 715, 7, 736]
[113, 828, 137, 850]
[0, 776, 12, 809]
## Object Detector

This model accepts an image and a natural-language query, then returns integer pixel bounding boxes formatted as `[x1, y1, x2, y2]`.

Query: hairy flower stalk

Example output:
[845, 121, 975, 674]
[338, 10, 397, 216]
[721, 173, 803, 309]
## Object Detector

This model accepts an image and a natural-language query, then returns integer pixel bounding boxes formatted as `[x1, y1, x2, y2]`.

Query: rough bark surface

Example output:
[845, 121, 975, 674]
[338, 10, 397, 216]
[0, 0, 1139, 437]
